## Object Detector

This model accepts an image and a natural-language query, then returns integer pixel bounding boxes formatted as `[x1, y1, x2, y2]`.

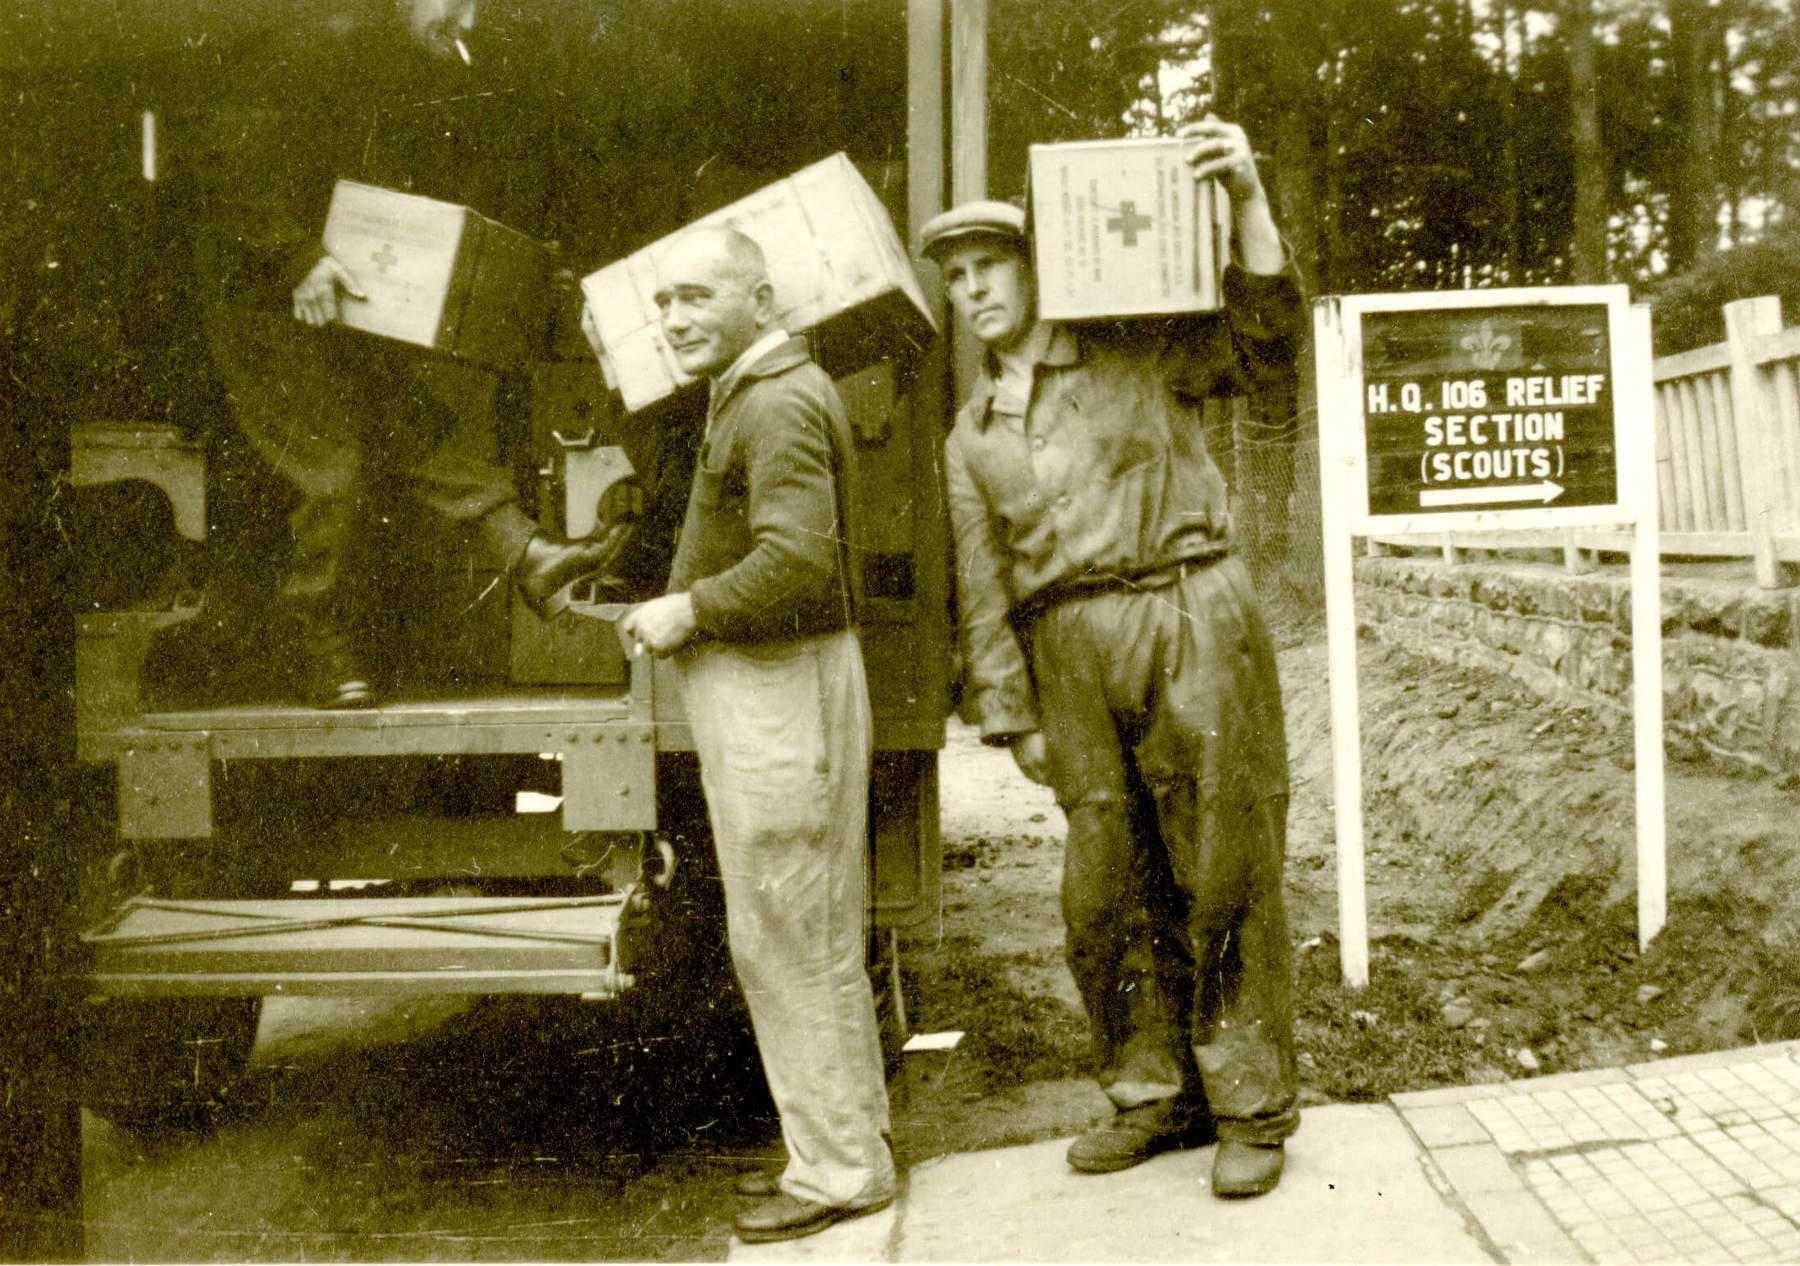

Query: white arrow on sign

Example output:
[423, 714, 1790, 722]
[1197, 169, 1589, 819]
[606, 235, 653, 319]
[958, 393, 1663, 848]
[1419, 480, 1565, 508]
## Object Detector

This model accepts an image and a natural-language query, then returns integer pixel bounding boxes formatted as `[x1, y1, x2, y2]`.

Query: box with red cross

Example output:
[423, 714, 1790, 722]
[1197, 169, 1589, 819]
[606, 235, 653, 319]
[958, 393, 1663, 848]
[1026, 138, 1232, 320]
[321, 180, 554, 368]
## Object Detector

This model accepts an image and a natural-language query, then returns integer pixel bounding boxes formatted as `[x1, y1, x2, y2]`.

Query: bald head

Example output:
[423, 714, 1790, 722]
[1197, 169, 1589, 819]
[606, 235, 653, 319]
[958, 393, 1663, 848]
[654, 225, 778, 381]
[668, 225, 770, 291]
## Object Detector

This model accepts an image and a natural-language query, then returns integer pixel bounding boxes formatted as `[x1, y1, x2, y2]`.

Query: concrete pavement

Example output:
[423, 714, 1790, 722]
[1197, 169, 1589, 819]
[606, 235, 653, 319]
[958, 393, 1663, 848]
[731, 1039, 1800, 1264]
[732, 1105, 1487, 1263]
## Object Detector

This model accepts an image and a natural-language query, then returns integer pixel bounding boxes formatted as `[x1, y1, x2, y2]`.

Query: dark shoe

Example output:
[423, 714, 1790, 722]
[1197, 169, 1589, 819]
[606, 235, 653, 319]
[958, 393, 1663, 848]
[301, 622, 376, 710]
[1211, 1141, 1284, 1198]
[515, 530, 627, 620]
[734, 1192, 892, 1244]
[1066, 1112, 1217, 1174]
[734, 1169, 779, 1198]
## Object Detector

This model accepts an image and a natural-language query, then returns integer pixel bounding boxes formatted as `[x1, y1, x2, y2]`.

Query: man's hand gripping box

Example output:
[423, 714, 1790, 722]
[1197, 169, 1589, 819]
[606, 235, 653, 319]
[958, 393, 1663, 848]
[321, 180, 553, 368]
[1027, 138, 1232, 321]
[578, 153, 936, 412]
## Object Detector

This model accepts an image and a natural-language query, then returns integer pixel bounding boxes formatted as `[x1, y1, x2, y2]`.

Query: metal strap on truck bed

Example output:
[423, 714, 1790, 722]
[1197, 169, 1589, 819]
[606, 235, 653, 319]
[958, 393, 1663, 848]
[79, 893, 637, 998]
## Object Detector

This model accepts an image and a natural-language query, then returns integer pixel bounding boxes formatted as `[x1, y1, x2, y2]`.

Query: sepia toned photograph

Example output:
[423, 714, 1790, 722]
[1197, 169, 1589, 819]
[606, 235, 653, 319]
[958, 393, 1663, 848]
[5, 1, 1800, 1261]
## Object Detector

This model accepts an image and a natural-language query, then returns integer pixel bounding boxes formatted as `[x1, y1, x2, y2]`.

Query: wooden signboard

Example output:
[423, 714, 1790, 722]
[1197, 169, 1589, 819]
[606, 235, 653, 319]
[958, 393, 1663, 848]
[1314, 286, 1665, 985]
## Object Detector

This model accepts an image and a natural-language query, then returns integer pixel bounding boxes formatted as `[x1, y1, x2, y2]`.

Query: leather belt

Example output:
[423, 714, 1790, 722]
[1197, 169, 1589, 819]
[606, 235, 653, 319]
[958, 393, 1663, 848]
[1116, 552, 1227, 591]
[1014, 550, 1229, 625]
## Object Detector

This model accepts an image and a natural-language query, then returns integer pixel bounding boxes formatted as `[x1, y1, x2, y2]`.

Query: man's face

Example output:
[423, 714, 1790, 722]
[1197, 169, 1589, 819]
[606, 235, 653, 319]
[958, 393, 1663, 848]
[408, 0, 478, 60]
[940, 239, 1036, 352]
[654, 238, 767, 380]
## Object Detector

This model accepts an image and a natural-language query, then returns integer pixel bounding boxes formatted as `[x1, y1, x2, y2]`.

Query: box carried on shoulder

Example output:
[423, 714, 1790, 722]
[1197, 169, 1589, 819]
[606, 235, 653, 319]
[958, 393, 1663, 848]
[579, 153, 936, 413]
[321, 180, 553, 368]
[1027, 138, 1232, 321]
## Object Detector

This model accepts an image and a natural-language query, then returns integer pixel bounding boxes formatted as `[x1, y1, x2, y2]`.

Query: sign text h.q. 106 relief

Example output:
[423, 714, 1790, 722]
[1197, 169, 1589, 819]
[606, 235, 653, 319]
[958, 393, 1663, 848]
[1314, 285, 1664, 987]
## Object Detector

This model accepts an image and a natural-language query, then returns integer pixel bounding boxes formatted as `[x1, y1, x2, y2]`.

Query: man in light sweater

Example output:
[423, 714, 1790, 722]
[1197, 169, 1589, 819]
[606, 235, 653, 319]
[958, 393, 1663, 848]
[621, 226, 893, 1242]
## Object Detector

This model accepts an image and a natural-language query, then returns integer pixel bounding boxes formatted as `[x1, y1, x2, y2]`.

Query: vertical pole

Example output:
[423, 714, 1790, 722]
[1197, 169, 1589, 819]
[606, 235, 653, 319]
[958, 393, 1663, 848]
[1314, 299, 1369, 987]
[1724, 296, 1794, 588]
[1561, 529, 1596, 574]
[906, 0, 946, 255]
[949, 0, 987, 204]
[1626, 305, 1667, 950]
[948, 0, 988, 398]
[141, 109, 157, 182]
[0, 362, 83, 1257]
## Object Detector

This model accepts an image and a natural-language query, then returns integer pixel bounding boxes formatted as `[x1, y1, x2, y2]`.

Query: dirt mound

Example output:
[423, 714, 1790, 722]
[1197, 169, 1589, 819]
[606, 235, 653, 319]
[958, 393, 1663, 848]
[1281, 632, 1800, 1096]
[1283, 632, 1800, 946]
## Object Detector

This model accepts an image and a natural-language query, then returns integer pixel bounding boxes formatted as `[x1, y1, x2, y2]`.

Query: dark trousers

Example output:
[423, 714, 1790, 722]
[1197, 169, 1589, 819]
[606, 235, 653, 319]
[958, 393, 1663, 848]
[1030, 555, 1298, 1146]
[203, 303, 536, 622]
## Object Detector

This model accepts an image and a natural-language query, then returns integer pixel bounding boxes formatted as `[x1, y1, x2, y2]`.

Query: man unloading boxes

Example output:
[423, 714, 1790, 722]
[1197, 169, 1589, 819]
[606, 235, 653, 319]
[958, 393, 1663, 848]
[192, 0, 621, 709]
[925, 117, 1304, 1197]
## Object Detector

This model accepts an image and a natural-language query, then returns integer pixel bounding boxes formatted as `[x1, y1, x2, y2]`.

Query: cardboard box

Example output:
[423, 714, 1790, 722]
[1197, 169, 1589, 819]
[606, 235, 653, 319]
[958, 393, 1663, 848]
[579, 153, 936, 413]
[1027, 139, 1232, 321]
[322, 180, 553, 368]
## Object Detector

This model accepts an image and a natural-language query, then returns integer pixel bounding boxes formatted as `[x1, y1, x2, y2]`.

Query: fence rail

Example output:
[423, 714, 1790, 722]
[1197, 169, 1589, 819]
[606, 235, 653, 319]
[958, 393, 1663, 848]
[1371, 295, 1800, 587]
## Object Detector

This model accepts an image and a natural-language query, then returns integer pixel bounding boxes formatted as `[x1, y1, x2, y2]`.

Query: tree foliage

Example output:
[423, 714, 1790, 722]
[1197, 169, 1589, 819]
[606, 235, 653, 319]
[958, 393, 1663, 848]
[987, 0, 1800, 312]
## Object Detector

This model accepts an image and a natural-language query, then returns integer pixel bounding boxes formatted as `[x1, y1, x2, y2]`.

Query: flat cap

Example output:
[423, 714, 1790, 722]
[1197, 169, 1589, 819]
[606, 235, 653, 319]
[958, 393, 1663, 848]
[919, 200, 1028, 260]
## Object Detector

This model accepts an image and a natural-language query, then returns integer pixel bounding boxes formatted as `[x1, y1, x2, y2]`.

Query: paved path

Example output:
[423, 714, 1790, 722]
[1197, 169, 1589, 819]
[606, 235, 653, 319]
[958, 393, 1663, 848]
[1397, 1041, 1800, 1263]
[730, 1040, 1800, 1264]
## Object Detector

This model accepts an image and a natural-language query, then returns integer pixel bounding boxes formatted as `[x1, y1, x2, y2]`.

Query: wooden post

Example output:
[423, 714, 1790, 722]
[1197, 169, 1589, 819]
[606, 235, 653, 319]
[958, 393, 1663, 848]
[906, 0, 946, 257]
[0, 392, 83, 1257]
[949, 0, 986, 204]
[1724, 296, 1797, 587]
[947, 0, 987, 399]
[1652, 382, 1680, 533]
[1624, 305, 1667, 950]
[1315, 299, 1369, 988]
[1561, 530, 1597, 574]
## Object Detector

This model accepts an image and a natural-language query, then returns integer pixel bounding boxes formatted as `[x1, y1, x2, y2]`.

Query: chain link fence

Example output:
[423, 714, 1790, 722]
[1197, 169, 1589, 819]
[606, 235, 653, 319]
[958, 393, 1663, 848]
[1202, 394, 1324, 639]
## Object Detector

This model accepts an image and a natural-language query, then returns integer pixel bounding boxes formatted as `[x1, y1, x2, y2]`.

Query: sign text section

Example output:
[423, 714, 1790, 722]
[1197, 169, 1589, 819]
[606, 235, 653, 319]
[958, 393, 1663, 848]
[1360, 306, 1617, 517]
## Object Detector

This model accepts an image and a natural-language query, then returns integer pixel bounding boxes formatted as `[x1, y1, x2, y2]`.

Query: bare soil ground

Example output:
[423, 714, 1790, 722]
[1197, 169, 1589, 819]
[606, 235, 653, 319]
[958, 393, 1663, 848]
[82, 623, 1800, 1260]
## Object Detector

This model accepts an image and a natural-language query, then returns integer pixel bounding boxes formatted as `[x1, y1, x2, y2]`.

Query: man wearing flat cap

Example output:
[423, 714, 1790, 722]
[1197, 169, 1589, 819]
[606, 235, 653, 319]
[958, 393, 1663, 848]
[922, 117, 1303, 1198]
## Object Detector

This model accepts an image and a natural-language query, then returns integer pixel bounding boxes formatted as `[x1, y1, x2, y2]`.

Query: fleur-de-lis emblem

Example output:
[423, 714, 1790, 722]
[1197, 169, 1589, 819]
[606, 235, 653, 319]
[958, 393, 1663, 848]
[1460, 318, 1511, 370]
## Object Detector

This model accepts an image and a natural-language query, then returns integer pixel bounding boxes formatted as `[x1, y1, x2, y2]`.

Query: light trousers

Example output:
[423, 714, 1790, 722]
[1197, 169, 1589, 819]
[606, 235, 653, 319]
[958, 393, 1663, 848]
[680, 628, 894, 1207]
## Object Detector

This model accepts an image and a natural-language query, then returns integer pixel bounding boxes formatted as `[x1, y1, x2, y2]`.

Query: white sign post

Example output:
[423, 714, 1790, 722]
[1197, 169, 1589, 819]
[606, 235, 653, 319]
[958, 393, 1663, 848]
[1313, 286, 1664, 987]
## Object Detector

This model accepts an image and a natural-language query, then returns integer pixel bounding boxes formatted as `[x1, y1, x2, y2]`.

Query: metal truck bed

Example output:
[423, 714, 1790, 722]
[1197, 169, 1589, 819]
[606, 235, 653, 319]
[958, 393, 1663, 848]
[79, 680, 656, 839]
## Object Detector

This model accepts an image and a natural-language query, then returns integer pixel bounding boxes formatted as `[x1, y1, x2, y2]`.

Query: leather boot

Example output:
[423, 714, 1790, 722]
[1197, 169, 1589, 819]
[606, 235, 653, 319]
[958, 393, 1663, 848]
[1067, 1108, 1216, 1174]
[734, 1192, 892, 1243]
[1211, 1141, 1285, 1198]
[514, 529, 626, 620]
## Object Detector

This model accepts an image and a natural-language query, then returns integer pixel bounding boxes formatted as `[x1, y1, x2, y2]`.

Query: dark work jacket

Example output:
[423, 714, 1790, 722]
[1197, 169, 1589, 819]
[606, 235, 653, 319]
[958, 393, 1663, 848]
[667, 335, 861, 644]
[945, 266, 1302, 742]
[181, 0, 554, 306]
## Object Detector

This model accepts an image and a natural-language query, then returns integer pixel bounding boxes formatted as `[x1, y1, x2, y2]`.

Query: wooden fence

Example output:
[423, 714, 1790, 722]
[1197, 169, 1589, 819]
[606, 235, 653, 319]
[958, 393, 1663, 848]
[1371, 295, 1800, 588]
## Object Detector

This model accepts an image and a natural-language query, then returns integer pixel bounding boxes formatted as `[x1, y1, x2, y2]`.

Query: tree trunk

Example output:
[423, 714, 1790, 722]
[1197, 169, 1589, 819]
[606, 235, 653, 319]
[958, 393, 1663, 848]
[1666, 0, 1723, 271]
[1496, 2, 1524, 282]
[1564, 0, 1607, 283]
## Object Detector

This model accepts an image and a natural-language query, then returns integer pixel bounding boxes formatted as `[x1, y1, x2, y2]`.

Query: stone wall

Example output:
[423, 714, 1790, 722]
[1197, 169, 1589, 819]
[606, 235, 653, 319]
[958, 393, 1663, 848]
[1355, 554, 1800, 776]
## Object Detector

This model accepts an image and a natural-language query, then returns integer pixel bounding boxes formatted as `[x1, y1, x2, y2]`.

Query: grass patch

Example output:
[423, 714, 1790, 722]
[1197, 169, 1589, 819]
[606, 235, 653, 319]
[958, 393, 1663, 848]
[1294, 937, 1489, 1101]
[901, 935, 1089, 1090]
